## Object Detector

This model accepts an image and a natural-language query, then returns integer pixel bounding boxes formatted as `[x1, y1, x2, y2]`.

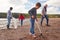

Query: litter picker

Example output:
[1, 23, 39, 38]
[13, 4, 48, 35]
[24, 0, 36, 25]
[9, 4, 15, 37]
[35, 21, 43, 35]
[35, 21, 46, 40]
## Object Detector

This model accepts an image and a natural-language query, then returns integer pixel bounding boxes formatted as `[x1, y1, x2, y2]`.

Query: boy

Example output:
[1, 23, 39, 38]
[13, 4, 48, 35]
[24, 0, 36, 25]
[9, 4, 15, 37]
[41, 4, 49, 26]
[28, 2, 41, 37]
[7, 7, 13, 29]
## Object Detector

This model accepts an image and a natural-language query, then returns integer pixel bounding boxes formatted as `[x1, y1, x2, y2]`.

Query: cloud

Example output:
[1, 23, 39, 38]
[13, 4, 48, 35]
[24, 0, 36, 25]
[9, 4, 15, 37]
[0, 0, 28, 13]
[43, 0, 60, 14]
[9, 0, 28, 13]
[47, 7, 60, 14]
[9, 0, 28, 5]
[45, 0, 60, 7]
[0, 0, 9, 12]
[0, 0, 60, 14]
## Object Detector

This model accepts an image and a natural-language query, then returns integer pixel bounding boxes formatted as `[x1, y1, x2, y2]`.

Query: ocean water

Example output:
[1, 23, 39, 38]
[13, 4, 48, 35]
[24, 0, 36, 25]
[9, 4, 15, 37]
[0, 18, 30, 29]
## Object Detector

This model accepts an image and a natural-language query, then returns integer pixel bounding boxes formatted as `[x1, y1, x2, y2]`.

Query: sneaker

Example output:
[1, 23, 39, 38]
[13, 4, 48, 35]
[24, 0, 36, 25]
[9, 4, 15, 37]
[32, 34, 36, 38]
[7, 27, 10, 29]
[29, 32, 32, 35]
[7, 25, 10, 29]
[46, 24, 50, 26]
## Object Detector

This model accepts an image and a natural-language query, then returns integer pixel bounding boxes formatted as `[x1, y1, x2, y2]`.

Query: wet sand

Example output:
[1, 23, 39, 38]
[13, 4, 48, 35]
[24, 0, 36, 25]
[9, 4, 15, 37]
[0, 18, 60, 40]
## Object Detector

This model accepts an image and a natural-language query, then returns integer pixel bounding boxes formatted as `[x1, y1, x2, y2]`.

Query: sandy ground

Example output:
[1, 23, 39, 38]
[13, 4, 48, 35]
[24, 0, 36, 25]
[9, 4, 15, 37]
[0, 18, 60, 40]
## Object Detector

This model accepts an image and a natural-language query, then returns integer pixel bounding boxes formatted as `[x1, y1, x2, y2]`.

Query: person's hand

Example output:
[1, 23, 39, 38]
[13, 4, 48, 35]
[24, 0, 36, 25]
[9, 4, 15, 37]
[32, 15, 35, 19]
[41, 14, 45, 17]
[43, 15, 45, 17]
[10, 17, 12, 19]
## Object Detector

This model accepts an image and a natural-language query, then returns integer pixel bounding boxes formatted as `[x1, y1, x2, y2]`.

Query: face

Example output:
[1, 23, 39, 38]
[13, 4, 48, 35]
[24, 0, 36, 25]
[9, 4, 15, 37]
[45, 4, 48, 8]
[36, 6, 40, 9]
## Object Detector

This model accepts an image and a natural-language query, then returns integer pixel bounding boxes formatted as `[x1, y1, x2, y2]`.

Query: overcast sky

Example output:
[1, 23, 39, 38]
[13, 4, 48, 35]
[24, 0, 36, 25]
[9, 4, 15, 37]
[0, 0, 60, 14]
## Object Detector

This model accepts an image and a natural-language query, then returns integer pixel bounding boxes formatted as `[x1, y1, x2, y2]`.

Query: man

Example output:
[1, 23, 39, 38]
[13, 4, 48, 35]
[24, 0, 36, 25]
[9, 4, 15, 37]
[28, 2, 41, 37]
[7, 7, 13, 29]
[41, 4, 49, 26]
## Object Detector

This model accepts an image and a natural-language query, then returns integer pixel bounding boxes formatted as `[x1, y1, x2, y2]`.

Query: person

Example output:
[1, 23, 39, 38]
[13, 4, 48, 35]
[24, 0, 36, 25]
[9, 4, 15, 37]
[19, 14, 25, 27]
[28, 2, 41, 37]
[40, 4, 49, 26]
[7, 7, 13, 29]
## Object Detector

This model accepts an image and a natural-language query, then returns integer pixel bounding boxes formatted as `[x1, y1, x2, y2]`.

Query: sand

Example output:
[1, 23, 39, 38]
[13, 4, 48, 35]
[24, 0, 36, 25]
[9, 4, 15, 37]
[0, 18, 60, 40]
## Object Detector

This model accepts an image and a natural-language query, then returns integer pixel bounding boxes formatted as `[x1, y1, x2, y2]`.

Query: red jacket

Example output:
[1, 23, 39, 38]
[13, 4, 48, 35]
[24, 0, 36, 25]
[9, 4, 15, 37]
[19, 15, 25, 20]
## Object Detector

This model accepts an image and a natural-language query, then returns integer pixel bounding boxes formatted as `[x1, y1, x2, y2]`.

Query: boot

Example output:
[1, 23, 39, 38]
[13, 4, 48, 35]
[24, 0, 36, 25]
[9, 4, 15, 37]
[7, 25, 10, 29]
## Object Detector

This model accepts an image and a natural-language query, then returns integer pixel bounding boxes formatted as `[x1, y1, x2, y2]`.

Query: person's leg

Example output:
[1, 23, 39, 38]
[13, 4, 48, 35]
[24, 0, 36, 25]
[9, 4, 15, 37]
[40, 16, 44, 26]
[45, 15, 49, 26]
[30, 18, 35, 34]
[21, 20, 23, 26]
[7, 18, 11, 29]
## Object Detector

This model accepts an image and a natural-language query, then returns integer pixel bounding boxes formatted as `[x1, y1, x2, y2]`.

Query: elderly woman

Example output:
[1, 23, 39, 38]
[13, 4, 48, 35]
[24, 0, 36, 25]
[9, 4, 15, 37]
[40, 4, 49, 26]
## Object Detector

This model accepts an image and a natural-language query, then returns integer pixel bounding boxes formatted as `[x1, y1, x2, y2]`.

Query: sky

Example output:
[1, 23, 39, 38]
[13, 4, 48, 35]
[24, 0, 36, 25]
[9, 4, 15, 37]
[0, 0, 60, 14]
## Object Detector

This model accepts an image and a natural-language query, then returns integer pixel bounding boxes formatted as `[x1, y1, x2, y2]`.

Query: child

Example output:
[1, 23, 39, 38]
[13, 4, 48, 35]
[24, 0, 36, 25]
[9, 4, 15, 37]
[28, 2, 41, 37]
[40, 4, 49, 26]
[19, 14, 25, 27]
[7, 7, 13, 29]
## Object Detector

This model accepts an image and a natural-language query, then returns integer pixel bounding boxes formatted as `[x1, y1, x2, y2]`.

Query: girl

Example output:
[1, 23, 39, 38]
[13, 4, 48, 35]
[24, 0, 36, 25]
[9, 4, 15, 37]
[19, 14, 25, 27]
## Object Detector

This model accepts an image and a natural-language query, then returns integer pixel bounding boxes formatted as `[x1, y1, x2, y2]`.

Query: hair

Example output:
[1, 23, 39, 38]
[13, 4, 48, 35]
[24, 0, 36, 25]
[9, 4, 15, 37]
[10, 7, 13, 10]
[20, 14, 23, 16]
[44, 4, 48, 7]
[36, 2, 41, 7]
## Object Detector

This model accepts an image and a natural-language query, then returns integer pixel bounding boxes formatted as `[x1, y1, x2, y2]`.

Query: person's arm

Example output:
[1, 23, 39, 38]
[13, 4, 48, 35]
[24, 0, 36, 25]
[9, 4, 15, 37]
[9, 10, 12, 18]
[28, 10, 33, 16]
[11, 13, 12, 18]
[22, 15, 25, 20]
[23, 15, 25, 19]
[41, 8, 45, 17]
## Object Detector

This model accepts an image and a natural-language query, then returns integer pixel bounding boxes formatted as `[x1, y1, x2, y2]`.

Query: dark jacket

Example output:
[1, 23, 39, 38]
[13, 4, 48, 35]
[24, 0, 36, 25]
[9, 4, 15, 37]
[28, 7, 37, 19]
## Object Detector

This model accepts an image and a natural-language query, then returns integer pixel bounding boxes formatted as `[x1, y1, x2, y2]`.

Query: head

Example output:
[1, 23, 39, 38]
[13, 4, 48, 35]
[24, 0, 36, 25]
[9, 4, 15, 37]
[10, 7, 13, 11]
[44, 4, 48, 8]
[35, 2, 41, 9]
[20, 14, 23, 16]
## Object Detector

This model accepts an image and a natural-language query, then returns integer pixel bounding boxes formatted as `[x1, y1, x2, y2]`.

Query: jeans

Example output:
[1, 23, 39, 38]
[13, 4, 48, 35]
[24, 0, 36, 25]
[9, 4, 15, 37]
[21, 20, 23, 26]
[41, 15, 49, 25]
[7, 17, 11, 28]
[30, 18, 35, 34]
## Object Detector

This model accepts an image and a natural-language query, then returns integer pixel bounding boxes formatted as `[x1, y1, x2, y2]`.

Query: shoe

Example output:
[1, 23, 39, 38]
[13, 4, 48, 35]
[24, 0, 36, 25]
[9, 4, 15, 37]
[29, 32, 32, 35]
[7, 25, 10, 29]
[39, 33, 43, 37]
[7, 27, 10, 29]
[46, 24, 50, 26]
[40, 33, 42, 36]
[32, 34, 36, 38]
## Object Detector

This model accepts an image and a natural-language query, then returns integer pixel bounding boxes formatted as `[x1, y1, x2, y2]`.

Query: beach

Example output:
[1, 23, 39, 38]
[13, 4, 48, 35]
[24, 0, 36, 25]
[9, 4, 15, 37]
[0, 18, 60, 40]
